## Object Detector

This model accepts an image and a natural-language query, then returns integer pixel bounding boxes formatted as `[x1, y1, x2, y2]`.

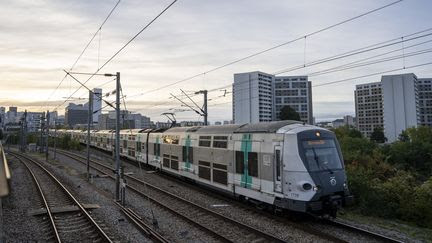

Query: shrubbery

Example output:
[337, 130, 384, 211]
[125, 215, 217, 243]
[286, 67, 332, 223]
[334, 126, 432, 228]
[2, 132, 81, 151]
[48, 134, 82, 151]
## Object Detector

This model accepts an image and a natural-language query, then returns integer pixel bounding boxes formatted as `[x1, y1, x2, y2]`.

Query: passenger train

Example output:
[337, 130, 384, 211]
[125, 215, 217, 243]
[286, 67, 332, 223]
[56, 120, 353, 217]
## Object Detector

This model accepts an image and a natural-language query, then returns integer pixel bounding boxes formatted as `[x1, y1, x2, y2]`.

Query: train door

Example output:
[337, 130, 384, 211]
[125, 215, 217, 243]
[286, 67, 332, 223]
[234, 134, 261, 190]
[274, 145, 282, 193]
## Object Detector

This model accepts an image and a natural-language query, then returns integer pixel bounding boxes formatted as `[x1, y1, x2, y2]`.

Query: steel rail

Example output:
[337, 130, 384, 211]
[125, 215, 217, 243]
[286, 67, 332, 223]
[114, 201, 170, 243]
[57, 149, 287, 243]
[11, 153, 61, 243]
[69, 147, 405, 243]
[10, 151, 113, 243]
[325, 219, 404, 243]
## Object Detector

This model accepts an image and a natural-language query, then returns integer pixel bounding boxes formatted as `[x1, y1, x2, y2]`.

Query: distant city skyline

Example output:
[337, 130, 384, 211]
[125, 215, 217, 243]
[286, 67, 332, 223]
[1, 0, 432, 123]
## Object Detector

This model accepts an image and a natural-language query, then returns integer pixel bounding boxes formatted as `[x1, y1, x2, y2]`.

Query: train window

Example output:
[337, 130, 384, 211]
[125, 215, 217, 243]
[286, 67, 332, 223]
[213, 136, 228, 148]
[163, 135, 179, 144]
[198, 161, 211, 180]
[275, 150, 281, 181]
[213, 169, 227, 185]
[182, 146, 194, 163]
[163, 154, 170, 167]
[171, 155, 179, 170]
[248, 152, 258, 177]
[136, 142, 142, 152]
[235, 151, 244, 174]
[199, 136, 211, 147]
[213, 163, 227, 170]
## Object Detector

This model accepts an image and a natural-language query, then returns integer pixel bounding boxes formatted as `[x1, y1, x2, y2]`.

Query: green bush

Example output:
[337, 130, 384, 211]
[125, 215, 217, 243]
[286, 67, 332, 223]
[413, 178, 432, 227]
[48, 134, 82, 151]
[334, 126, 432, 228]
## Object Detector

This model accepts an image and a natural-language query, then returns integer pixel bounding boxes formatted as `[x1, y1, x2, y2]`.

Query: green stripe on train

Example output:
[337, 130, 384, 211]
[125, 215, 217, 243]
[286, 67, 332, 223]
[155, 135, 160, 160]
[185, 135, 192, 170]
[241, 134, 252, 189]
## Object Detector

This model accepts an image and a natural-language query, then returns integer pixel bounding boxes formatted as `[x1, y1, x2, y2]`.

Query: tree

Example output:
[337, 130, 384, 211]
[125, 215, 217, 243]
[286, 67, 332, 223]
[370, 127, 387, 143]
[279, 105, 301, 121]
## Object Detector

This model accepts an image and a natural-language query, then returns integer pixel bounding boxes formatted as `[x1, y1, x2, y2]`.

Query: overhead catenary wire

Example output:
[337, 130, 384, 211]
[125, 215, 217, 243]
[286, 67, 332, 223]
[44, 0, 122, 109]
[312, 61, 432, 87]
[126, 0, 403, 100]
[188, 28, 432, 96]
[204, 59, 432, 107]
[53, 0, 178, 112]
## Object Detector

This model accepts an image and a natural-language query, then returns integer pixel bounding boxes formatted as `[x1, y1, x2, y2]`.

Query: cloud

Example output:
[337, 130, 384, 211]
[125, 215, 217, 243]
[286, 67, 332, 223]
[1, 0, 432, 122]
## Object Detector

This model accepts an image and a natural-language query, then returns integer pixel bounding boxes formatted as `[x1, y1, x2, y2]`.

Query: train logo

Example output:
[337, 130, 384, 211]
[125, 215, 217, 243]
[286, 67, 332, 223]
[330, 178, 337, 186]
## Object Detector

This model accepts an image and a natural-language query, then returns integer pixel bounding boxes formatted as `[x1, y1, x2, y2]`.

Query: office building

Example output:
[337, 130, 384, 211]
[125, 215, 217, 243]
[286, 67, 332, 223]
[65, 103, 88, 127]
[180, 121, 205, 127]
[26, 112, 44, 132]
[274, 75, 313, 124]
[344, 115, 356, 127]
[354, 82, 383, 137]
[98, 110, 153, 130]
[233, 71, 313, 124]
[418, 78, 432, 127]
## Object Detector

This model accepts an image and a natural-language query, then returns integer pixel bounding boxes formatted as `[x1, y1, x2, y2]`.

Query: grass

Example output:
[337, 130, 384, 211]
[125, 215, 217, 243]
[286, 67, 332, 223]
[339, 209, 432, 242]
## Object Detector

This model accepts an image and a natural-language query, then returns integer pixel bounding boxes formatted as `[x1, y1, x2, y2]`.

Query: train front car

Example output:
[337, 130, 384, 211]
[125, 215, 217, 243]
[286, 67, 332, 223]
[279, 124, 353, 217]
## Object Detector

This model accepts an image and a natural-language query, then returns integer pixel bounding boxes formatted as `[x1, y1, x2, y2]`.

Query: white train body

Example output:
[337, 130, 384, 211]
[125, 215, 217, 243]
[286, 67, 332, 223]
[56, 121, 353, 215]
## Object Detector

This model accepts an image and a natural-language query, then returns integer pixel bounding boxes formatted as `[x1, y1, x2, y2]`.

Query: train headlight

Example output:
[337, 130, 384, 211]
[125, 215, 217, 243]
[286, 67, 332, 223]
[343, 182, 348, 189]
[313, 185, 321, 191]
[302, 183, 312, 190]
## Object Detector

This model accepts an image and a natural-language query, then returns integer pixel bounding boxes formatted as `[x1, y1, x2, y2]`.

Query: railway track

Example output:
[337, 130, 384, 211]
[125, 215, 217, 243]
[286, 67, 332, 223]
[56, 149, 289, 243]
[9, 151, 114, 243]
[59, 149, 404, 243]
[82, 148, 405, 243]
[323, 219, 404, 243]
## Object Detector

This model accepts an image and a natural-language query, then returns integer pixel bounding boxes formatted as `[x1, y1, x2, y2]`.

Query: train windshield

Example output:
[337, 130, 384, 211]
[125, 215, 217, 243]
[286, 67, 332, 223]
[302, 139, 343, 172]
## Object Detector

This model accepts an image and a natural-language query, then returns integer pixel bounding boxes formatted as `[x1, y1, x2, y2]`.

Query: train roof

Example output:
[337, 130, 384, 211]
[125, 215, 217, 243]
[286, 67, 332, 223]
[163, 121, 302, 134]
[234, 120, 302, 133]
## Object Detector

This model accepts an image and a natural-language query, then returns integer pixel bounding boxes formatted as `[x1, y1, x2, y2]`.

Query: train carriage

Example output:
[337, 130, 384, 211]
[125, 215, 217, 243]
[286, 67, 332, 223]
[63, 120, 353, 216]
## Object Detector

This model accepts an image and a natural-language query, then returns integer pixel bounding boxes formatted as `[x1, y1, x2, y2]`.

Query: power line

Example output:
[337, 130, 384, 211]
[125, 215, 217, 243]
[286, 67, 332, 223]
[44, 0, 122, 109]
[53, 0, 177, 112]
[313, 61, 432, 87]
[126, 0, 403, 99]
[192, 28, 432, 96]
[274, 31, 432, 75]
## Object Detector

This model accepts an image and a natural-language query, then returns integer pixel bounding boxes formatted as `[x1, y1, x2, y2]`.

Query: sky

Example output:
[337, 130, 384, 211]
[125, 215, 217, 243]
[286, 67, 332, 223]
[1, 0, 431, 123]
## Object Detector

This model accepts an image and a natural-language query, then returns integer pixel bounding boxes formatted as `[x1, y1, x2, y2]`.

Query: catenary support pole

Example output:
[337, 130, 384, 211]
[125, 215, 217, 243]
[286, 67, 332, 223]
[115, 72, 121, 201]
[46, 110, 50, 161]
[203, 90, 208, 125]
[40, 112, 45, 153]
[23, 110, 27, 152]
[53, 119, 57, 159]
[86, 90, 93, 181]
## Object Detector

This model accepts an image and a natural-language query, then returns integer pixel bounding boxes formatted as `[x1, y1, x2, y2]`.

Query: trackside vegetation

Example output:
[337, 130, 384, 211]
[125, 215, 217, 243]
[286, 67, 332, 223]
[5, 133, 82, 151]
[334, 126, 432, 228]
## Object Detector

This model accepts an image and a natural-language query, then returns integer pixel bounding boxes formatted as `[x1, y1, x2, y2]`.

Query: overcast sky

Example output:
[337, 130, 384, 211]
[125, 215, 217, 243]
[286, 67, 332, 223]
[1, 0, 431, 123]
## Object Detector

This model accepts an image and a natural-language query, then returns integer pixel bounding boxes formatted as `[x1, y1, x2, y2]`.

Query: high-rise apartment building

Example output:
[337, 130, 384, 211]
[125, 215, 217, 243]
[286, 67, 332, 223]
[382, 74, 419, 142]
[92, 88, 102, 125]
[418, 78, 432, 126]
[233, 71, 273, 123]
[354, 82, 383, 137]
[233, 71, 313, 124]
[355, 73, 432, 142]
[274, 76, 313, 124]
